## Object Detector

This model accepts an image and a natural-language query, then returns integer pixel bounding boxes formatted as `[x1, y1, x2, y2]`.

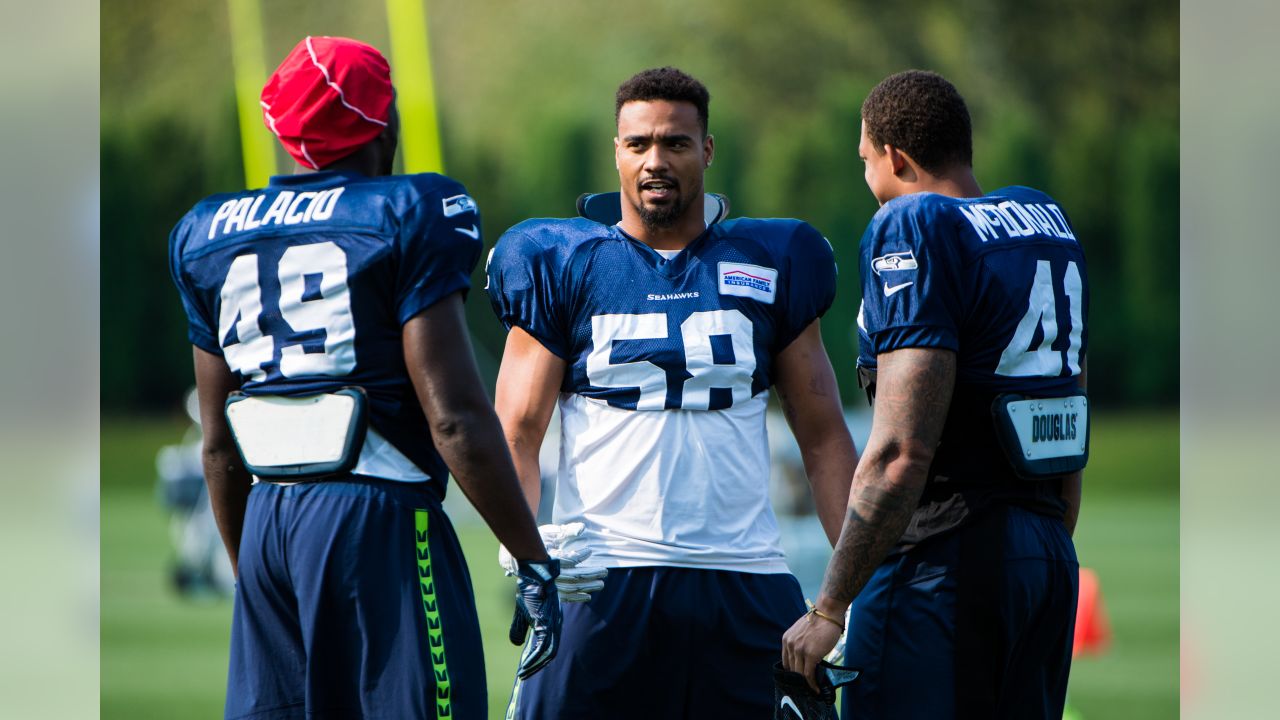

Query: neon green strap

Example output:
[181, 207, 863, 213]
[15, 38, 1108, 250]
[416, 509, 452, 718]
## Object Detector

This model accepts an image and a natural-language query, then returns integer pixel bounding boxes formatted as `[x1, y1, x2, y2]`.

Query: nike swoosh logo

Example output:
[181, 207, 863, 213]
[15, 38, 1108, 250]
[883, 281, 914, 297]
[455, 224, 481, 239]
[780, 695, 804, 719]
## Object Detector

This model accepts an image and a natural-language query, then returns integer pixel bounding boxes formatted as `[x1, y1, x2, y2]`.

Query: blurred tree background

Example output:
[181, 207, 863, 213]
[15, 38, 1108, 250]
[101, 0, 1176, 411]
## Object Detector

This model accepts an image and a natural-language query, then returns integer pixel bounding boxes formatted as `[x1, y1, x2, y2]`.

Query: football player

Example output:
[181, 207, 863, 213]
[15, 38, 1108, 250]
[169, 37, 559, 720]
[782, 70, 1087, 719]
[487, 67, 859, 719]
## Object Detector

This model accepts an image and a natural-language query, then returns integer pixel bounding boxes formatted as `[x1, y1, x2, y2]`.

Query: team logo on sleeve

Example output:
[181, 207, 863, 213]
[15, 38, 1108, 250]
[871, 251, 918, 274]
[718, 262, 778, 304]
[442, 194, 478, 217]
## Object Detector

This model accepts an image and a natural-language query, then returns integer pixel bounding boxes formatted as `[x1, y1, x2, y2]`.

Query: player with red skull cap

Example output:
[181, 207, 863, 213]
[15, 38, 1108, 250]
[169, 36, 560, 719]
[259, 36, 394, 170]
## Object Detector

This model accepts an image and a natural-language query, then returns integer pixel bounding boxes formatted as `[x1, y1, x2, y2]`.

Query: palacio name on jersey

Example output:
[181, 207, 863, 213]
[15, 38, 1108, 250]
[957, 199, 1075, 243]
[1032, 410, 1080, 443]
[207, 187, 346, 240]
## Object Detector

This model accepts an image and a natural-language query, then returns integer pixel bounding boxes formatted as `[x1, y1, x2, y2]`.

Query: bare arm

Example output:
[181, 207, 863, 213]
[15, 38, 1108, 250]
[783, 347, 955, 686]
[816, 347, 954, 610]
[773, 320, 859, 546]
[1061, 358, 1087, 536]
[193, 347, 252, 577]
[403, 293, 548, 561]
[493, 326, 565, 513]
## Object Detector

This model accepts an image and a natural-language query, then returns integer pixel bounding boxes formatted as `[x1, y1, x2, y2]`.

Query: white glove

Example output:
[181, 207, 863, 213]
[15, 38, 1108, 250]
[499, 522, 609, 603]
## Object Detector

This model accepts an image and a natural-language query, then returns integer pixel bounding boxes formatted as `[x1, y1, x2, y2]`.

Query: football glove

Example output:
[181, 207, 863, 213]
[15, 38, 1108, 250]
[772, 660, 861, 720]
[499, 523, 609, 602]
[509, 558, 562, 679]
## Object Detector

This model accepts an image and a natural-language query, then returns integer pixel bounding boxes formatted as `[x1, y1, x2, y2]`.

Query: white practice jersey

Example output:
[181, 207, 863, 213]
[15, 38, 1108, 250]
[486, 214, 838, 572]
[554, 393, 787, 572]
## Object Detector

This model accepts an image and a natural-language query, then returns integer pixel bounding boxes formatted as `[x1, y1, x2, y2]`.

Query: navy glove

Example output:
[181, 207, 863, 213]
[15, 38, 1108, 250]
[772, 660, 861, 719]
[509, 558, 562, 679]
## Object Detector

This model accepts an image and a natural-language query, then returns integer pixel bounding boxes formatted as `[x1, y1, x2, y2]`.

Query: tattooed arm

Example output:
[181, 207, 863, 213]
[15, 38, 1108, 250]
[781, 346, 956, 688]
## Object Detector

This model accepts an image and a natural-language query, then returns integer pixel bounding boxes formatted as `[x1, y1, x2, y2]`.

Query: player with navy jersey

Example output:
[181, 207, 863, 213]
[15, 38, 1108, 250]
[783, 70, 1086, 719]
[169, 37, 560, 720]
[487, 67, 858, 719]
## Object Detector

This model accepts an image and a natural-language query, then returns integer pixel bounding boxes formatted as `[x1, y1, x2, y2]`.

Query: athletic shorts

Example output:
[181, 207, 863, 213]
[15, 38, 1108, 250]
[841, 505, 1079, 720]
[505, 566, 806, 720]
[225, 477, 485, 720]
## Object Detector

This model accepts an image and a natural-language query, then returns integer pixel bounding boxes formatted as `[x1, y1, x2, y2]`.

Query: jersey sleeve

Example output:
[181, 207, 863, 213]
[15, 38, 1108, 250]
[858, 200, 964, 356]
[395, 181, 483, 324]
[775, 221, 837, 350]
[486, 225, 569, 358]
[168, 215, 221, 354]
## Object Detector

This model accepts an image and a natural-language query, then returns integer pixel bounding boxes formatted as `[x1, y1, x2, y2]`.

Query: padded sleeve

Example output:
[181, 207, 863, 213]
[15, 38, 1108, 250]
[858, 201, 964, 356]
[168, 215, 222, 354]
[485, 225, 569, 358]
[396, 180, 483, 324]
[775, 221, 838, 350]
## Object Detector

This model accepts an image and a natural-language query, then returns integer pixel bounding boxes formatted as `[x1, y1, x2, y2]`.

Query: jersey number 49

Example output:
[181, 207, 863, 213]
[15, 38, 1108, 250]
[218, 241, 356, 381]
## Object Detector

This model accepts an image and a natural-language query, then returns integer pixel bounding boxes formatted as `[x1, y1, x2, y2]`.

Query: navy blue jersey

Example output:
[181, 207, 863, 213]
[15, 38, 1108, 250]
[169, 170, 483, 496]
[855, 187, 1089, 542]
[487, 217, 836, 410]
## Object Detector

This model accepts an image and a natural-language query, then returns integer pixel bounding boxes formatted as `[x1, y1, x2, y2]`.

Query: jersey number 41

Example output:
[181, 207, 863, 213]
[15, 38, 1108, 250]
[996, 259, 1084, 378]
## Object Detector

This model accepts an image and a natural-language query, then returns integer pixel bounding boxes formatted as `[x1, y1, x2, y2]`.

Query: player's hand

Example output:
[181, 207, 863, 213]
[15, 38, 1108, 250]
[823, 606, 852, 665]
[509, 558, 562, 679]
[499, 523, 609, 603]
[782, 606, 846, 693]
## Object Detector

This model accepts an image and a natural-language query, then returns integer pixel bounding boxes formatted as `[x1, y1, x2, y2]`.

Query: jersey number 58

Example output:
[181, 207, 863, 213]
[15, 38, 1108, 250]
[587, 309, 756, 410]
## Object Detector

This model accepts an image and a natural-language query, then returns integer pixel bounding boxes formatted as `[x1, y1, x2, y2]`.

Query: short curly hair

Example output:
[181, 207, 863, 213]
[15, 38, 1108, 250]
[615, 67, 711, 135]
[861, 70, 972, 173]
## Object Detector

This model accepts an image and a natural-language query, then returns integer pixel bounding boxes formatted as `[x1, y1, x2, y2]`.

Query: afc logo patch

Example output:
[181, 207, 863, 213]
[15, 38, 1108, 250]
[718, 262, 778, 304]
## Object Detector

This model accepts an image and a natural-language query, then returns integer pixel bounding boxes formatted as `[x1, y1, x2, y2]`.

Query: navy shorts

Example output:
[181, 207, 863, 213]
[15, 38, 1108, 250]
[841, 505, 1079, 720]
[505, 566, 805, 720]
[225, 478, 486, 720]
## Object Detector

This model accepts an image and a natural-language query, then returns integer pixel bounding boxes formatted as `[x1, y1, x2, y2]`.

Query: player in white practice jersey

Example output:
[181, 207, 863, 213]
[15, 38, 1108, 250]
[487, 67, 858, 719]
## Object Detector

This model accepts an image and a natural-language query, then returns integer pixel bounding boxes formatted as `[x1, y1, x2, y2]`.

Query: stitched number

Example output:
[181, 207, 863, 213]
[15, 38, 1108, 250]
[217, 241, 356, 379]
[996, 260, 1084, 377]
[1063, 261, 1084, 375]
[587, 309, 755, 409]
[587, 313, 669, 410]
[277, 242, 356, 376]
[680, 309, 756, 409]
[218, 254, 273, 381]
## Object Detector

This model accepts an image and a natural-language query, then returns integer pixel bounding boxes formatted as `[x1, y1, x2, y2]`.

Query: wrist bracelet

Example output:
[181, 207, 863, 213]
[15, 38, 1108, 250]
[805, 598, 846, 631]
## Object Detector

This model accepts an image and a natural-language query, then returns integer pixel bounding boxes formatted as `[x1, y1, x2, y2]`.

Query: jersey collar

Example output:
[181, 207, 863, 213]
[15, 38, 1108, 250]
[268, 170, 367, 187]
[613, 223, 717, 278]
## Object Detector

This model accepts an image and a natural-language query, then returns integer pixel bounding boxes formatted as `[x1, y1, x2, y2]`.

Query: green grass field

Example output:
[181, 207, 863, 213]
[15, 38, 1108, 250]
[102, 412, 1178, 719]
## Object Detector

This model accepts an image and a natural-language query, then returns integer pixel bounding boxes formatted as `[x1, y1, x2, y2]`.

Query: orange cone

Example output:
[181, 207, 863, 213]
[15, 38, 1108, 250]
[1073, 567, 1111, 657]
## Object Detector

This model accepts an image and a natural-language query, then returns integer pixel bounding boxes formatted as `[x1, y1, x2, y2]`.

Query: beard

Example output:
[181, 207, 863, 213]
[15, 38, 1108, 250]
[636, 178, 700, 230]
